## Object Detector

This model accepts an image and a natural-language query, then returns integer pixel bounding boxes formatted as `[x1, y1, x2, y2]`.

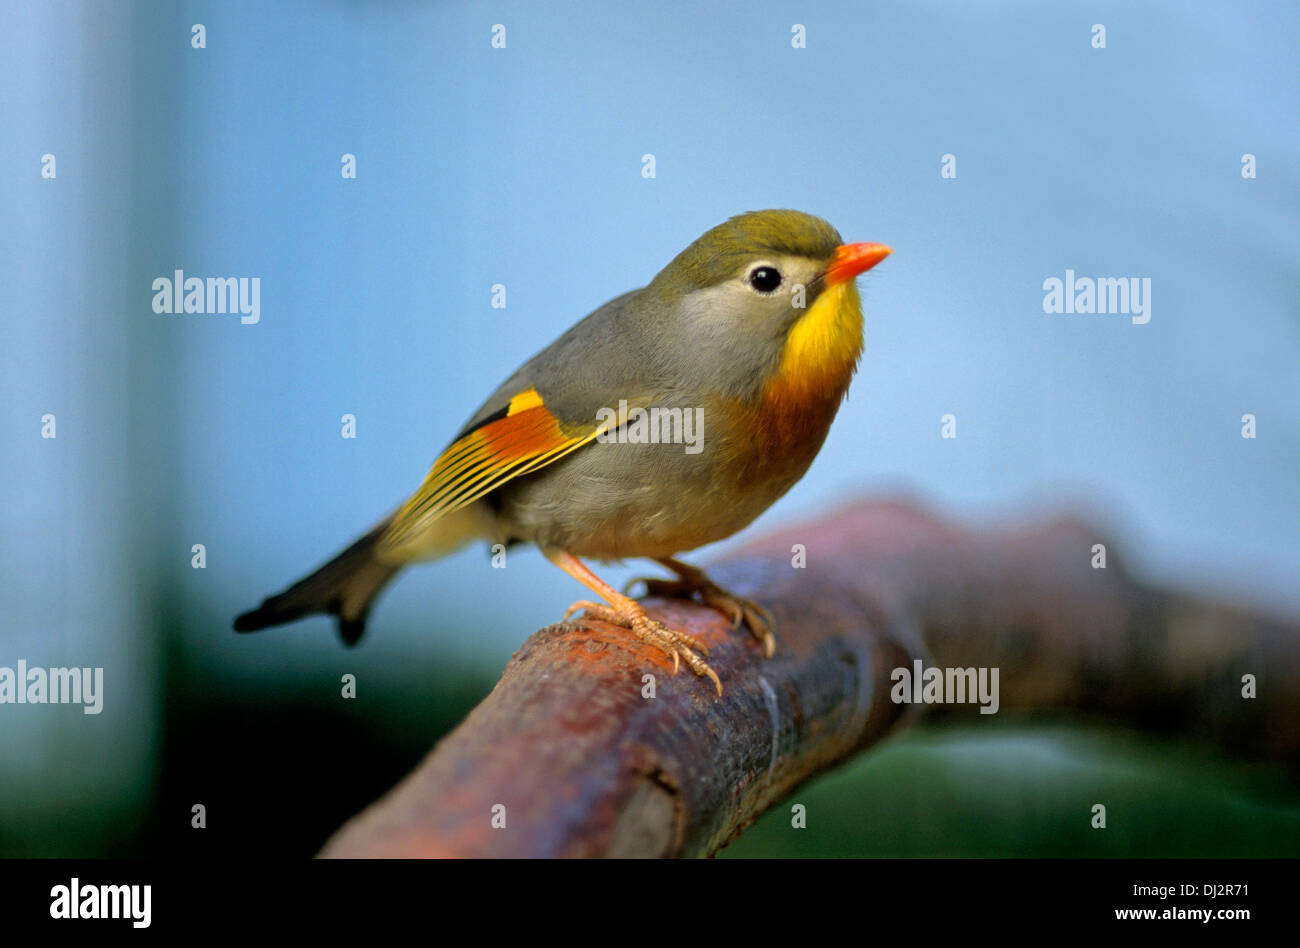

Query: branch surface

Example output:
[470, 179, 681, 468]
[320, 498, 1300, 857]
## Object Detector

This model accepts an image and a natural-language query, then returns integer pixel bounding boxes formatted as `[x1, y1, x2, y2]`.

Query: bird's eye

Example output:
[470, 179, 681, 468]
[748, 266, 782, 294]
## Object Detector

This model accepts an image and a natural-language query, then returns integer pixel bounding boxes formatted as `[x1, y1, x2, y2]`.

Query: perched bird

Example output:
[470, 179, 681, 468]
[234, 209, 890, 693]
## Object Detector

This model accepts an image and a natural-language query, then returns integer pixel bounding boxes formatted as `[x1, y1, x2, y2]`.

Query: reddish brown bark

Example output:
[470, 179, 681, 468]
[319, 498, 1300, 858]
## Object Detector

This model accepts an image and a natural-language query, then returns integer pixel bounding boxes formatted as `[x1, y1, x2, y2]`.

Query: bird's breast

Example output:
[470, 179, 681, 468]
[491, 282, 865, 558]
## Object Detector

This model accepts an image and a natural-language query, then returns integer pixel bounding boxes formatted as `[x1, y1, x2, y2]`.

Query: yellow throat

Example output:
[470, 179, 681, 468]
[765, 279, 864, 410]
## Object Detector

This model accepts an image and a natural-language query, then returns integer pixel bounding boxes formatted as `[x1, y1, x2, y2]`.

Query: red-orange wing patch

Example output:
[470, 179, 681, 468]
[379, 388, 614, 551]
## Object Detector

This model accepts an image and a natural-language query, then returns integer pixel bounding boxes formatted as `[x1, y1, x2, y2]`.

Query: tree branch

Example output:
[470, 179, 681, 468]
[319, 498, 1300, 857]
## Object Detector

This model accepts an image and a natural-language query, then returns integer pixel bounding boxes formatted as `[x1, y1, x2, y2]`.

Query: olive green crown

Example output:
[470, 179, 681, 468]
[653, 209, 843, 290]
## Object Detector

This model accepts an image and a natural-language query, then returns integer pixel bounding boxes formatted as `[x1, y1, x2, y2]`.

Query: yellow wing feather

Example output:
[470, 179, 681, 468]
[378, 388, 618, 553]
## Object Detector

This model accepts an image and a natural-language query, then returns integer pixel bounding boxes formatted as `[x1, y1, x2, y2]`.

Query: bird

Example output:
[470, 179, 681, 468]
[234, 209, 890, 694]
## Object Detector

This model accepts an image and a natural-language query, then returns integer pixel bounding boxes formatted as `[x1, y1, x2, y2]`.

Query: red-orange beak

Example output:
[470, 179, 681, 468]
[825, 242, 892, 285]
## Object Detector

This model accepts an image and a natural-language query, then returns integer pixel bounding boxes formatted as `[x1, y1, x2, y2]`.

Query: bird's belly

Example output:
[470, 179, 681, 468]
[493, 411, 830, 559]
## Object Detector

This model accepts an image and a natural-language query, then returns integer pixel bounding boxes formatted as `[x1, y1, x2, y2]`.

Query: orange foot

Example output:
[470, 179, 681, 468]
[545, 549, 722, 694]
[626, 557, 776, 658]
[563, 598, 720, 695]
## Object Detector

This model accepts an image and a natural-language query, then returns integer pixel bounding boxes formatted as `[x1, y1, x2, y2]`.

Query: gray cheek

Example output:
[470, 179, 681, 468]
[673, 288, 786, 396]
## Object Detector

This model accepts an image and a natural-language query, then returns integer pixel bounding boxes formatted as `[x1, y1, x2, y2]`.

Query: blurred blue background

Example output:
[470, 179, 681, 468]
[2, 0, 1297, 856]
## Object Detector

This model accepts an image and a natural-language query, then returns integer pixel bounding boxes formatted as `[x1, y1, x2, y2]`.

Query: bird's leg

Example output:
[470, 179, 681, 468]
[625, 556, 776, 658]
[544, 549, 722, 695]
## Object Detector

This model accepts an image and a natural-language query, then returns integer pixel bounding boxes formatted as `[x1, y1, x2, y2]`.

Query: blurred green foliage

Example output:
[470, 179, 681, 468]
[721, 725, 1300, 857]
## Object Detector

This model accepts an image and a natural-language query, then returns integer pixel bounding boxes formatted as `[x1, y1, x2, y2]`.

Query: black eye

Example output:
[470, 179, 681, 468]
[748, 266, 782, 293]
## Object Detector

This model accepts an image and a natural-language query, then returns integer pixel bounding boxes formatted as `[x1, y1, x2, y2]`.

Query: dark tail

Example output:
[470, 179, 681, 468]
[234, 517, 399, 646]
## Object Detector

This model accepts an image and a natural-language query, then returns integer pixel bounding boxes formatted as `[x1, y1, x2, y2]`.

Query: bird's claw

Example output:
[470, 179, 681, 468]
[564, 599, 721, 695]
[624, 573, 777, 658]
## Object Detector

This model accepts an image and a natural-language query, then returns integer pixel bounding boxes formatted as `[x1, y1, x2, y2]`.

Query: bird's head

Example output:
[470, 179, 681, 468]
[644, 209, 891, 402]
